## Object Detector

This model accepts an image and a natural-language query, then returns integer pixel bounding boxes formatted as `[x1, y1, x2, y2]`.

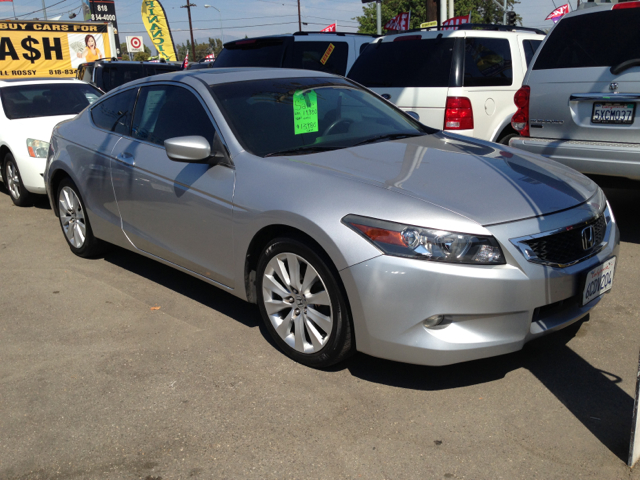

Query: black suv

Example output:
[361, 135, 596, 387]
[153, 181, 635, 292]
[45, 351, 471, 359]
[76, 59, 182, 92]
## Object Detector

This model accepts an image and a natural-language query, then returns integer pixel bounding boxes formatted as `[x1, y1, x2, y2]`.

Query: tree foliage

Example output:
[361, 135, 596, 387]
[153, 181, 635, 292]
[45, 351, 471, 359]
[175, 37, 223, 62]
[119, 42, 152, 62]
[355, 0, 521, 34]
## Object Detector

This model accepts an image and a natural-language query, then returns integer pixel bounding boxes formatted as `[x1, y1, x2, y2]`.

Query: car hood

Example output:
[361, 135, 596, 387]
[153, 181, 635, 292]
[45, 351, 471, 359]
[4, 115, 76, 144]
[289, 132, 597, 226]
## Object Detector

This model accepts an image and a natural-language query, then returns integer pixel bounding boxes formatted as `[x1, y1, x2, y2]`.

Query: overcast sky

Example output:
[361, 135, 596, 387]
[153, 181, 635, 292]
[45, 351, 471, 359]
[1, 0, 575, 54]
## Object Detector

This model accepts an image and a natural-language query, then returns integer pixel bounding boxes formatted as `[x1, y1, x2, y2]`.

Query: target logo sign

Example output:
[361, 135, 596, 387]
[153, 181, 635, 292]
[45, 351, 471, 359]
[126, 36, 144, 53]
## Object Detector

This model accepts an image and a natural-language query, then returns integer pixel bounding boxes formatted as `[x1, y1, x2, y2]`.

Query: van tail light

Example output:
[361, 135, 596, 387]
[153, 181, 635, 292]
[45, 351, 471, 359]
[444, 97, 474, 130]
[511, 86, 530, 137]
[613, 1, 640, 9]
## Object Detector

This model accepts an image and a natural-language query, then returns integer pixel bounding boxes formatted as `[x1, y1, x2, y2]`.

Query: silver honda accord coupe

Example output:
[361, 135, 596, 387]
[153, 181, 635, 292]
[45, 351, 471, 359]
[44, 68, 619, 368]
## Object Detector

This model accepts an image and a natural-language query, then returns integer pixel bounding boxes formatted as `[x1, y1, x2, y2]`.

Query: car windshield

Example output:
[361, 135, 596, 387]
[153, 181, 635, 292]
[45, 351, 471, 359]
[209, 77, 430, 157]
[0, 83, 103, 120]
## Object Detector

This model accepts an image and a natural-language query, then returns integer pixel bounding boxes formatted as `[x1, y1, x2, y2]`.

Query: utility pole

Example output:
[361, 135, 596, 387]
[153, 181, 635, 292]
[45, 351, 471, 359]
[376, 0, 381, 35]
[181, 2, 197, 61]
[298, 0, 302, 31]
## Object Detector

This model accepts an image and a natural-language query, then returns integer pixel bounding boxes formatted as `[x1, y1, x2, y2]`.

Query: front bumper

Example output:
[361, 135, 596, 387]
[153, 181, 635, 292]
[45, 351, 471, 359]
[340, 204, 620, 366]
[509, 136, 640, 181]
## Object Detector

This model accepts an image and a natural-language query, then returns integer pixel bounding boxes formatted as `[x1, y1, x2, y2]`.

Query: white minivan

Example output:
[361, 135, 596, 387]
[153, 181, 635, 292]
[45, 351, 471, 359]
[348, 25, 545, 144]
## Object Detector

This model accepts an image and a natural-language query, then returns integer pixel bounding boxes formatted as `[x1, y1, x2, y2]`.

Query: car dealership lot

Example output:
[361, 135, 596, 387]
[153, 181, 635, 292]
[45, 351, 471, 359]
[0, 178, 639, 480]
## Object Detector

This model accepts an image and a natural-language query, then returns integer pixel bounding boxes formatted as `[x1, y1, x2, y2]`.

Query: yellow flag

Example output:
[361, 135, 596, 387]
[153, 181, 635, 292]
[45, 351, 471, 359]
[141, 0, 177, 62]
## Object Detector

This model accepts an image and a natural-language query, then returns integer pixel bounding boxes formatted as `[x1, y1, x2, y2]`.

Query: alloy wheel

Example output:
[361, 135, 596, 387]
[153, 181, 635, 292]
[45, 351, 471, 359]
[58, 186, 87, 248]
[262, 253, 334, 354]
[6, 161, 21, 200]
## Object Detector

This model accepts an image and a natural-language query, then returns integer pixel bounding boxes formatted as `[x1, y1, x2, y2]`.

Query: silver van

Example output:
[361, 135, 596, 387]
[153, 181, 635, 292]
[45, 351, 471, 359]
[509, 2, 640, 180]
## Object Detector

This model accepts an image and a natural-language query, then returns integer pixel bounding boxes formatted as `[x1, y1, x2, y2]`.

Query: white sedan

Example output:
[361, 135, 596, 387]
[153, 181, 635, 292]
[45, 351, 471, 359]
[0, 79, 102, 206]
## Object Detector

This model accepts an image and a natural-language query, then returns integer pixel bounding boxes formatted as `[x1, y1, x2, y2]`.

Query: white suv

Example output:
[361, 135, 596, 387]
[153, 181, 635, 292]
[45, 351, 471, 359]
[347, 25, 545, 144]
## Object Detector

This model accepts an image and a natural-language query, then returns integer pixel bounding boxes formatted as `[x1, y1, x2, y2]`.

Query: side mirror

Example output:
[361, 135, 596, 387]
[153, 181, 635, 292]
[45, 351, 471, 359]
[164, 136, 211, 163]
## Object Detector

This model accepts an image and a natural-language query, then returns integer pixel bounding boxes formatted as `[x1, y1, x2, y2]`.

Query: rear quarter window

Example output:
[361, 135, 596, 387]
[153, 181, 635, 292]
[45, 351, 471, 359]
[533, 9, 640, 70]
[348, 37, 455, 88]
[523, 39, 542, 66]
[463, 37, 513, 87]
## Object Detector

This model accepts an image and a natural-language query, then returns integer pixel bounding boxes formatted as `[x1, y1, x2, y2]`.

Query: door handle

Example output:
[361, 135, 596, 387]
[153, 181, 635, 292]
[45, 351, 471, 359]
[115, 152, 135, 166]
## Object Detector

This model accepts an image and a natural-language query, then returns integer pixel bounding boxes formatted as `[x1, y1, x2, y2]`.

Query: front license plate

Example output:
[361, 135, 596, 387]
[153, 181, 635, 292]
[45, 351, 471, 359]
[582, 257, 616, 306]
[592, 102, 635, 124]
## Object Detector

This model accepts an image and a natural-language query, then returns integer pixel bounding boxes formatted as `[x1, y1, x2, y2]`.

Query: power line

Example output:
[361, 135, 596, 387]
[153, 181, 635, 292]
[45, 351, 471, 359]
[120, 20, 359, 34]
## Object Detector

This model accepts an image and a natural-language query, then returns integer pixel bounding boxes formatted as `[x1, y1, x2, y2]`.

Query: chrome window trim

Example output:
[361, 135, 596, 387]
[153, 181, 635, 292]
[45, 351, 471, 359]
[509, 206, 612, 268]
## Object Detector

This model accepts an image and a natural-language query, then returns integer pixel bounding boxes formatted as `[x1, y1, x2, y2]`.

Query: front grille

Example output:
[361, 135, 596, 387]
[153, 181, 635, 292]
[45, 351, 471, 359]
[523, 215, 606, 266]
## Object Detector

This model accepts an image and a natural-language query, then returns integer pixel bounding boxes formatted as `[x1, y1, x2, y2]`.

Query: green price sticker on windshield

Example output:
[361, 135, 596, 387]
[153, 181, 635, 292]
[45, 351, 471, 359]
[293, 90, 319, 135]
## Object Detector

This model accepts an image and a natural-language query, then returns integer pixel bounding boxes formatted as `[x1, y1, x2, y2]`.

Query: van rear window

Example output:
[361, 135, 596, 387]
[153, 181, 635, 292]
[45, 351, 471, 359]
[348, 38, 455, 88]
[533, 9, 640, 70]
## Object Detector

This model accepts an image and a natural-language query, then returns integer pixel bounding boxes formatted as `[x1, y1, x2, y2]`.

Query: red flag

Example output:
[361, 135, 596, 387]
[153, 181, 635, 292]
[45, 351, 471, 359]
[203, 53, 215, 62]
[321, 23, 336, 32]
[545, 4, 570, 20]
[182, 52, 189, 69]
[442, 14, 471, 30]
[384, 12, 411, 31]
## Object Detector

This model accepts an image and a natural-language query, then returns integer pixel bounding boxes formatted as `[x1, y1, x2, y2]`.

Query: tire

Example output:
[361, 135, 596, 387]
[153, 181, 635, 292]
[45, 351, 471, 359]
[256, 237, 354, 368]
[497, 132, 518, 146]
[56, 177, 107, 258]
[4, 153, 33, 207]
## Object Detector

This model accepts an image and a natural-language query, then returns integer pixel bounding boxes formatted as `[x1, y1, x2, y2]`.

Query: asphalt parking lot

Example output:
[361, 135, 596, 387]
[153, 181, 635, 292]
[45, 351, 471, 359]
[1, 176, 639, 480]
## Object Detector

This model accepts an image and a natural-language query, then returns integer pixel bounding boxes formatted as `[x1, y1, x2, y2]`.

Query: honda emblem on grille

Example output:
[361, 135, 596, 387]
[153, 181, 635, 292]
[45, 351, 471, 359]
[581, 226, 595, 250]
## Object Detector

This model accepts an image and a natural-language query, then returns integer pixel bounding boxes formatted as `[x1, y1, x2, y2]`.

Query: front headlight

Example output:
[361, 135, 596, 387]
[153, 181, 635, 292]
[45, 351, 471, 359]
[27, 139, 50, 158]
[343, 215, 505, 265]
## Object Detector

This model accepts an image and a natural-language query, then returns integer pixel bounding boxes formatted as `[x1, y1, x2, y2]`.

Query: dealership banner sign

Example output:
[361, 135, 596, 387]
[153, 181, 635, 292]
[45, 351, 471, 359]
[0, 21, 112, 78]
[141, 0, 177, 62]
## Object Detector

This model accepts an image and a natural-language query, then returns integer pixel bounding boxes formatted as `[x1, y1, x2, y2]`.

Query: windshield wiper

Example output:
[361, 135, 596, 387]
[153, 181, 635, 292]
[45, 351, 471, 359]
[610, 58, 640, 75]
[264, 145, 343, 157]
[354, 132, 425, 146]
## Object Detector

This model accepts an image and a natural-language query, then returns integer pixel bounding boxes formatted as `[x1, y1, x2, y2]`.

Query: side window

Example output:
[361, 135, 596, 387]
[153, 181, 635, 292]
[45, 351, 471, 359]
[523, 40, 542, 67]
[102, 65, 143, 92]
[291, 41, 349, 76]
[463, 38, 513, 87]
[131, 85, 215, 148]
[90, 88, 138, 134]
[82, 65, 94, 83]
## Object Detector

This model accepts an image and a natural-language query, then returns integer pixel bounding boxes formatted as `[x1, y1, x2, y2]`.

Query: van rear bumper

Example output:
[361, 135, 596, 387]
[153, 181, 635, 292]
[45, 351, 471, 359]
[509, 136, 640, 181]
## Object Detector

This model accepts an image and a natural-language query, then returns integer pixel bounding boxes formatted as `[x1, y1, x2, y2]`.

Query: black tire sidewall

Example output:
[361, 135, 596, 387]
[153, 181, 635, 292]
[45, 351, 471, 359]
[56, 177, 102, 258]
[4, 154, 32, 207]
[256, 237, 353, 368]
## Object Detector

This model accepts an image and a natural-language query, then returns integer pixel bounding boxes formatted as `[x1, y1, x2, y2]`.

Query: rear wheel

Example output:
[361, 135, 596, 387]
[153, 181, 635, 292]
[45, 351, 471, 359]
[57, 177, 107, 258]
[4, 153, 33, 207]
[497, 132, 518, 146]
[256, 237, 354, 368]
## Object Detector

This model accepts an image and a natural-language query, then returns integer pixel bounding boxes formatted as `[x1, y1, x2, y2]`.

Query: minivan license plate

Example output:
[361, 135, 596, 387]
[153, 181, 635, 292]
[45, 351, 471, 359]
[582, 257, 616, 306]
[592, 103, 635, 124]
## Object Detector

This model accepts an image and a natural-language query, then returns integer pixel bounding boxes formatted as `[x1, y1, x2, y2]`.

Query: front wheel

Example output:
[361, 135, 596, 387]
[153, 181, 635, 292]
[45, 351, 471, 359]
[57, 177, 107, 258]
[256, 238, 354, 368]
[4, 153, 33, 207]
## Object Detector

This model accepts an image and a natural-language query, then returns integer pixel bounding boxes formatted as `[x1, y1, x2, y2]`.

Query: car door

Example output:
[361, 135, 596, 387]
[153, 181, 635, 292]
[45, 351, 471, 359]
[109, 83, 236, 287]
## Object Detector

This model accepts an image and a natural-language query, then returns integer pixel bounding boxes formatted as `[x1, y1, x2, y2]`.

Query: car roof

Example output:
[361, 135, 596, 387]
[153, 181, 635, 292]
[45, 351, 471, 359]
[561, 1, 637, 19]
[0, 78, 86, 88]
[375, 24, 545, 42]
[111, 67, 337, 91]
[222, 31, 377, 47]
